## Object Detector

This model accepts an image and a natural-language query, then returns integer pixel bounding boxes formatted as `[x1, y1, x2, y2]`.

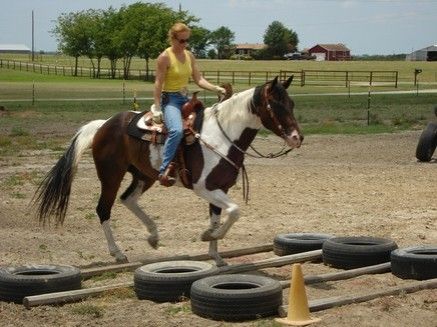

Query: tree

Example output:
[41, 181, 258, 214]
[263, 21, 299, 59]
[190, 26, 210, 58]
[52, 11, 93, 76]
[136, 3, 175, 80]
[209, 26, 235, 59]
[115, 4, 145, 79]
[98, 8, 123, 79]
[77, 9, 105, 78]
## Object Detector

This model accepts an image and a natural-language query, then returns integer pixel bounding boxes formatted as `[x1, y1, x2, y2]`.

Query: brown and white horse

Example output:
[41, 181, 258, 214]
[34, 76, 302, 266]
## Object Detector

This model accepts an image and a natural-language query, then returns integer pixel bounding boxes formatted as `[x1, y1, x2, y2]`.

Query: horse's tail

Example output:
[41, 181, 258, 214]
[34, 119, 107, 226]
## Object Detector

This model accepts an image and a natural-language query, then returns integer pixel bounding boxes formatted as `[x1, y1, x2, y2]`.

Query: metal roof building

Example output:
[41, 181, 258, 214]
[406, 45, 437, 61]
[0, 44, 31, 54]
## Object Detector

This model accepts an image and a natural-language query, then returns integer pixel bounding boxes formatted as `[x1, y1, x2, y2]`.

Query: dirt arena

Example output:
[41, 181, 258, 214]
[0, 131, 436, 326]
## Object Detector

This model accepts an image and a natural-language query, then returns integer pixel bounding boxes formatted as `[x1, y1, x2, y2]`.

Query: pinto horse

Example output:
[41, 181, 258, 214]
[34, 76, 302, 266]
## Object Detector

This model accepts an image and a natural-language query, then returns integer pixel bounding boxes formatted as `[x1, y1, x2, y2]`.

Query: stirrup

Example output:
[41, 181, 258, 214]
[158, 162, 177, 187]
[158, 174, 176, 187]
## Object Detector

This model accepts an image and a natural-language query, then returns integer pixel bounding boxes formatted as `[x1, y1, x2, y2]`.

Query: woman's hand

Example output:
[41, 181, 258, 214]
[215, 85, 226, 95]
[151, 104, 163, 124]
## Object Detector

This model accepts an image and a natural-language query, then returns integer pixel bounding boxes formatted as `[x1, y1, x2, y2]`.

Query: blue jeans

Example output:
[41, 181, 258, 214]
[159, 92, 188, 174]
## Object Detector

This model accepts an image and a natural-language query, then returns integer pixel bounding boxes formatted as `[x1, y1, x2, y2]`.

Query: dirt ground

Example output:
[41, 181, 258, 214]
[0, 130, 436, 327]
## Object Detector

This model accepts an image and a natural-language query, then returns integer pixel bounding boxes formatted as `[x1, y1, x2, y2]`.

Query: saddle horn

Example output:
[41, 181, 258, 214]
[182, 91, 202, 119]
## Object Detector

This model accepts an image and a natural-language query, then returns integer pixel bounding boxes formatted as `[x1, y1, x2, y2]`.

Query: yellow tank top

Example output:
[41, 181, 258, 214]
[163, 48, 192, 92]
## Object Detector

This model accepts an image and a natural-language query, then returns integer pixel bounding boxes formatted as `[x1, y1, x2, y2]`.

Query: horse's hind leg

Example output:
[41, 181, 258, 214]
[96, 170, 128, 263]
[208, 204, 227, 266]
[120, 175, 159, 249]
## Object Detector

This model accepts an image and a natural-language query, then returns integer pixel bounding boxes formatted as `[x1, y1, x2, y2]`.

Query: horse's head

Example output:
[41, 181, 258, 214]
[251, 76, 303, 149]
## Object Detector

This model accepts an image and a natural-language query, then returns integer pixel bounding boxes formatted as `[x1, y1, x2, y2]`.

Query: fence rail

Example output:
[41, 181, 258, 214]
[0, 59, 398, 88]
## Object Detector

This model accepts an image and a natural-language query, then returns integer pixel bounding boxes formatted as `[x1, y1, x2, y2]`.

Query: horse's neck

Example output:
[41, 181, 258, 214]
[211, 89, 261, 129]
[202, 89, 262, 148]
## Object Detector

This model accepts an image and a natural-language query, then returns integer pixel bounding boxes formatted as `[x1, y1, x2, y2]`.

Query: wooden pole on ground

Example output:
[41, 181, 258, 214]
[279, 262, 391, 289]
[218, 250, 322, 274]
[23, 282, 134, 309]
[24, 249, 320, 308]
[278, 277, 437, 316]
[80, 243, 273, 279]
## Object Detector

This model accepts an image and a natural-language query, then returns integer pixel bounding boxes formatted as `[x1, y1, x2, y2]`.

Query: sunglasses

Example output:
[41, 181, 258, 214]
[176, 38, 189, 44]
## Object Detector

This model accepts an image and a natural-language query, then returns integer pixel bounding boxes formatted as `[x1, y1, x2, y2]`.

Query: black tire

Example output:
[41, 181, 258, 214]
[190, 274, 282, 321]
[134, 261, 219, 302]
[391, 246, 437, 280]
[0, 264, 82, 303]
[273, 233, 334, 256]
[322, 236, 398, 269]
[416, 122, 437, 162]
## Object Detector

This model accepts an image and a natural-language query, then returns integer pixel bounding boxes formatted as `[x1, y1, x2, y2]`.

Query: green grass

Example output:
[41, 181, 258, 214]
[3, 53, 437, 83]
[0, 60, 436, 156]
[71, 304, 104, 318]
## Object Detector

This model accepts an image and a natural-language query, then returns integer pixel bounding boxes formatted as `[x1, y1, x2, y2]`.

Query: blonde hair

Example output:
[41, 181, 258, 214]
[168, 22, 191, 43]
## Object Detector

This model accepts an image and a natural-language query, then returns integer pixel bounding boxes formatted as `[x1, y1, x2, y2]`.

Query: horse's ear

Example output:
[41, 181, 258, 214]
[282, 75, 293, 89]
[271, 76, 279, 87]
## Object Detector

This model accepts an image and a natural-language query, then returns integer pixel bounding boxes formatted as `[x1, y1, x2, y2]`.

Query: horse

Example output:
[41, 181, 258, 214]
[34, 76, 303, 266]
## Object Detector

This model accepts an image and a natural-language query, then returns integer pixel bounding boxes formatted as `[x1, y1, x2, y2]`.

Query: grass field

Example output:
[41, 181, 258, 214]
[1, 56, 437, 156]
[2, 53, 437, 84]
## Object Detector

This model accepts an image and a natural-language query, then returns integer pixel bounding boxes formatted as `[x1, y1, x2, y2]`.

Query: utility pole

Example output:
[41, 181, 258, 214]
[32, 10, 35, 61]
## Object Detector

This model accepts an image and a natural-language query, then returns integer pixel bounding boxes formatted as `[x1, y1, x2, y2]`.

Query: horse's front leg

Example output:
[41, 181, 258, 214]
[196, 189, 240, 242]
[208, 204, 227, 266]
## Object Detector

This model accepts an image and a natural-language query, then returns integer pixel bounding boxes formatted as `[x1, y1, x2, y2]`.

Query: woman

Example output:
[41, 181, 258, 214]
[153, 22, 226, 187]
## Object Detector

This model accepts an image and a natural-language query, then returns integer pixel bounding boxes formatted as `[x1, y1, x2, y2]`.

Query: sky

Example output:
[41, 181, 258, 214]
[0, 0, 436, 55]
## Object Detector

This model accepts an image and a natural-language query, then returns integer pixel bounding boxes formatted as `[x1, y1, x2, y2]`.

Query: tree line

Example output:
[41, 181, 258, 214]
[52, 2, 299, 79]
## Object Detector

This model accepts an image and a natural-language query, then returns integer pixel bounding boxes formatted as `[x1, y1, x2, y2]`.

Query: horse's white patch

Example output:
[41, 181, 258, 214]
[73, 119, 107, 167]
[195, 88, 261, 184]
[148, 144, 163, 171]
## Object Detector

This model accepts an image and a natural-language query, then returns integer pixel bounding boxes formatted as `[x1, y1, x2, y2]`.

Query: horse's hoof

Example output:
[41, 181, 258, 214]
[215, 258, 228, 267]
[148, 235, 159, 249]
[201, 230, 217, 242]
[115, 255, 129, 263]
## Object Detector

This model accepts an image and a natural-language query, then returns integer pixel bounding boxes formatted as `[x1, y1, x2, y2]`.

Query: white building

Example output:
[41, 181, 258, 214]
[406, 45, 437, 61]
[0, 44, 31, 54]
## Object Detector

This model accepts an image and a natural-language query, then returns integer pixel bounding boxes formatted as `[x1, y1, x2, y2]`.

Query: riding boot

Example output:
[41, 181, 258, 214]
[158, 162, 177, 187]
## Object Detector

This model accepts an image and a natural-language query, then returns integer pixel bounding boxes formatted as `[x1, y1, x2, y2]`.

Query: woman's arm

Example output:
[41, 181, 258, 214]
[190, 52, 225, 93]
[154, 52, 169, 108]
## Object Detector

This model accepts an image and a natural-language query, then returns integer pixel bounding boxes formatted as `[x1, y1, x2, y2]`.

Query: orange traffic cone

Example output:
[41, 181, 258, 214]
[275, 263, 321, 326]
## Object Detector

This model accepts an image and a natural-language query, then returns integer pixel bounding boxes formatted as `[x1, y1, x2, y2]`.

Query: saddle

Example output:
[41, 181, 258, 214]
[127, 84, 233, 188]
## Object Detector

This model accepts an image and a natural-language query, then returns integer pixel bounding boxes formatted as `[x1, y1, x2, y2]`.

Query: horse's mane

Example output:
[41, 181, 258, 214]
[204, 88, 255, 124]
[205, 88, 255, 119]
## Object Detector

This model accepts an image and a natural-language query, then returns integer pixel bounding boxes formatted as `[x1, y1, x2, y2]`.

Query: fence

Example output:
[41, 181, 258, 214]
[0, 59, 398, 88]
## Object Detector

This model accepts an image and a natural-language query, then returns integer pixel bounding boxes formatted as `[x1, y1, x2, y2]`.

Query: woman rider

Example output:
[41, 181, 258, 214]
[153, 22, 226, 187]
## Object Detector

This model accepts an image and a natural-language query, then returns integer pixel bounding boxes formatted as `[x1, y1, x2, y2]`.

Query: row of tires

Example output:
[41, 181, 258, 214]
[134, 262, 282, 321]
[274, 233, 436, 280]
[0, 235, 435, 321]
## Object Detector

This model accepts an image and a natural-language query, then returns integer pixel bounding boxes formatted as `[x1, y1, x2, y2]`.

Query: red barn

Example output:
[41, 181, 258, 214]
[308, 44, 351, 61]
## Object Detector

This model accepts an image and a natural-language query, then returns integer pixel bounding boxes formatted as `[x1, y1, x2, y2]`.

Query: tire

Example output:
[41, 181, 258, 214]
[273, 233, 334, 256]
[0, 264, 82, 303]
[134, 261, 219, 302]
[190, 274, 283, 321]
[416, 122, 437, 162]
[322, 236, 398, 269]
[391, 246, 437, 280]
